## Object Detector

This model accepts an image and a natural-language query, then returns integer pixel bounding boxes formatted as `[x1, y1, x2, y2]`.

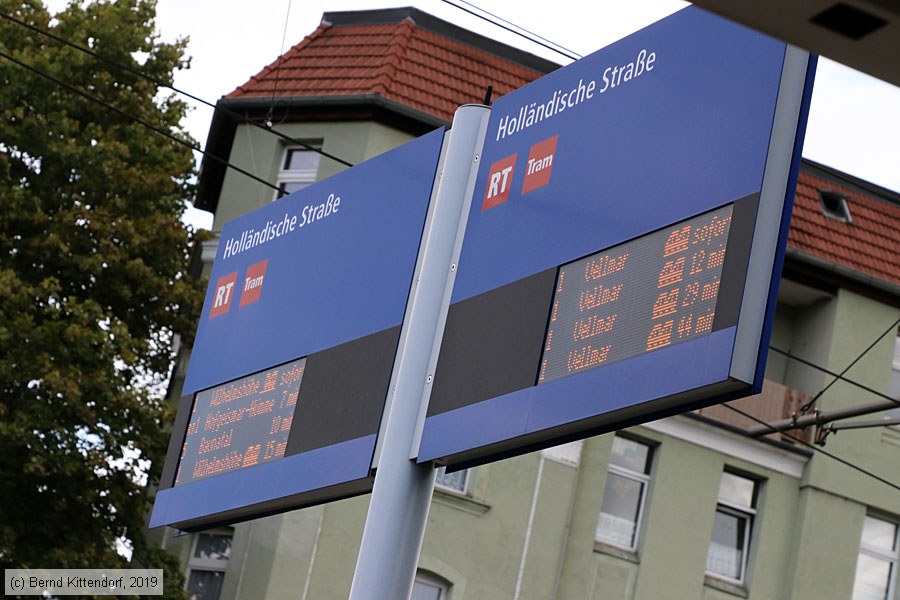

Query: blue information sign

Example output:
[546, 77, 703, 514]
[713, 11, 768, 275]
[417, 7, 815, 465]
[151, 129, 445, 530]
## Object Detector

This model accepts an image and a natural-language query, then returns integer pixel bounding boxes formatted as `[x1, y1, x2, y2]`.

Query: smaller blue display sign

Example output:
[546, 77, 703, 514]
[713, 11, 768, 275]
[151, 129, 445, 530]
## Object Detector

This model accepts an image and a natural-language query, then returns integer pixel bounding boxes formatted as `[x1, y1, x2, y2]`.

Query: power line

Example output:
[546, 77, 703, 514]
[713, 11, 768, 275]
[0, 9, 354, 169]
[797, 315, 900, 413]
[267, 0, 295, 126]
[770, 346, 900, 410]
[0, 48, 282, 195]
[437, 0, 581, 62]
[441, 0, 582, 61]
[723, 403, 900, 493]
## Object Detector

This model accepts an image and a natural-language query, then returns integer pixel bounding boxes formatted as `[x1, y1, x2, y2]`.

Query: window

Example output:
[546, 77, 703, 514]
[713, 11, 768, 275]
[276, 146, 320, 198]
[435, 466, 468, 494]
[186, 529, 232, 600]
[819, 189, 852, 223]
[706, 471, 758, 583]
[595, 435, 653, 551]
[412, 571, 449, 600]
[852, 515, 898, 600]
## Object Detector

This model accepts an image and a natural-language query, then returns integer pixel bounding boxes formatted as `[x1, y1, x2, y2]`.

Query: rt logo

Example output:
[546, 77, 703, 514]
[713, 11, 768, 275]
[482, 153, 517, 211]
[209, 272, 238, 318]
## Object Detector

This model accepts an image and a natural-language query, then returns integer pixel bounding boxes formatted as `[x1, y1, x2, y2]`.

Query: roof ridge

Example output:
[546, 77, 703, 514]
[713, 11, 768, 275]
[372, 19, 416, 96]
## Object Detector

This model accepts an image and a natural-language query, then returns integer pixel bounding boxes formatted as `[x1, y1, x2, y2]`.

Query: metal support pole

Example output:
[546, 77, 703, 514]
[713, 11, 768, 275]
[348, 104, 490, 600]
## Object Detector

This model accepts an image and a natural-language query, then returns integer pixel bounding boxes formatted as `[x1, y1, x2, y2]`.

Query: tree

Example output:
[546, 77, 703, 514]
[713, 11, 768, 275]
[0, 0, 203, 595]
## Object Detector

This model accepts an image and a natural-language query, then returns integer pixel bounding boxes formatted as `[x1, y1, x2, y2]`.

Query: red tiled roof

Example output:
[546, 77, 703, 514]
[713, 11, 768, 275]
[789, 169, 900, 287]
[227, 18, 546, 122]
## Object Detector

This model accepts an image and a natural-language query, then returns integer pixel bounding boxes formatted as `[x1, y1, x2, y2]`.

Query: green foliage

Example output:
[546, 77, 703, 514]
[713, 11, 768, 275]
[0, 0, 202, 590]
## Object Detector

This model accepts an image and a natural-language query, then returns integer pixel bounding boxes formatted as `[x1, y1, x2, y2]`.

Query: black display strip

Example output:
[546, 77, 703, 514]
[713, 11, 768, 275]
[428, 268, 558, 417]
[712, 193, 760, 332]
[285, 325, 401, 455]
[161, 393, 195, 490]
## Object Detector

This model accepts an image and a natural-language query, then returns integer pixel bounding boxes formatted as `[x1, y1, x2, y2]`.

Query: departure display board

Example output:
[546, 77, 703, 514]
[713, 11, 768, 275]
[416, 7, 815, 468]
[539, 205, 732, 383]
[174, 358, 305, 487]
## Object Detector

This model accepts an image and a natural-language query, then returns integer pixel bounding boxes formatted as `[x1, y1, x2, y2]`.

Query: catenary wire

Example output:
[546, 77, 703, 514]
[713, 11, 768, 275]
[442, 0, 582, 60]
[437, 0, 581, 61]
[797, 315, 900, 413]
[723, 403, 900, 493]
[771, 346, 900, 410]
[0, 10, 354, 168]
[267, 0, 295, 125]
[0, 48, 283, 195]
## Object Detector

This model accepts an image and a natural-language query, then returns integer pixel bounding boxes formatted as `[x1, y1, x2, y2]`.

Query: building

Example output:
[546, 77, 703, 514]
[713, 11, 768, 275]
[154, 8, 900, 600]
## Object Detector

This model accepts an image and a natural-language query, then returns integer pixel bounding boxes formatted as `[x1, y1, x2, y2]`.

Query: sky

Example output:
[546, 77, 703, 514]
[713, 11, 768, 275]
[46, 0, 900, 230]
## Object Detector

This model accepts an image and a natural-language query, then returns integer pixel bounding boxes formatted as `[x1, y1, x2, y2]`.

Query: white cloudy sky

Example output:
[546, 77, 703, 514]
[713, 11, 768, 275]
[45, 0, 900, 229]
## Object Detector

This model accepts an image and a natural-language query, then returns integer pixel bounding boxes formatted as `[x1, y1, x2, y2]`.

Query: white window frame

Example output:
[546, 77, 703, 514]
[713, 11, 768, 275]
[412, 570, 450, 600]
[853, 514, 899, 600]
[434, 465, 469, 495]
[185, 528, 233, 600]
[706, 472, 758, 585]
[595, 435, 653, 552]
[275, 145, 321, 200]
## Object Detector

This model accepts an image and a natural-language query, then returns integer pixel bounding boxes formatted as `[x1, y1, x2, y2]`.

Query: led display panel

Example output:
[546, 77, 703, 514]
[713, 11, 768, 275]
[539, 205, 732, 384]
[174, 358, 305, 487]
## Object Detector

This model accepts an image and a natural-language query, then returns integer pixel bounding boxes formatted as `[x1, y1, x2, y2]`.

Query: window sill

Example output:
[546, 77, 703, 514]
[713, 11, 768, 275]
[704, 574, 748, 598]
[593, 540, 639, 564]
[432, 489, 490, 516]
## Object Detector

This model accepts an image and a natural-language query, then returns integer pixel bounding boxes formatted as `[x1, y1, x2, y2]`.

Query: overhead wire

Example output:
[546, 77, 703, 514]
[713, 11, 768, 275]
[437, 0, 581, 61]
[723, 403, 900, 493]
[266, 0, 295, 127]
[770, 345, 900, 411]
[0, 47, 282, 195]
[796, 315, 900, 413]
[0, 9, 354, 168]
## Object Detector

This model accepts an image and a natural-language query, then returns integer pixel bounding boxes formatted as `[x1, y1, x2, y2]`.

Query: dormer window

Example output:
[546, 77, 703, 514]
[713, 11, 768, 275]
[819, 189, 852, 223]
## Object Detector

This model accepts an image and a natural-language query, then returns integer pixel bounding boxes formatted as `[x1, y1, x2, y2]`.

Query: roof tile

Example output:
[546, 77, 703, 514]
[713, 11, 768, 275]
[227, 19, 546, 121]
[789, 170, 900, 287]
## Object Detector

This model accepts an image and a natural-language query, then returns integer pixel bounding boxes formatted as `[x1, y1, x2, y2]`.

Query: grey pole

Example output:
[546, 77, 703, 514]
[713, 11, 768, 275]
[348, 104, 490, 600]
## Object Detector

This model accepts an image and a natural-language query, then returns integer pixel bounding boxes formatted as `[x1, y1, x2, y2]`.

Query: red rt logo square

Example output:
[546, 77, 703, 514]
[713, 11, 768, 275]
[522, 135, 558, 194]
[482, 153, 517, 211]
[239, 259, 269, 307]
[209, 272, 238, 318]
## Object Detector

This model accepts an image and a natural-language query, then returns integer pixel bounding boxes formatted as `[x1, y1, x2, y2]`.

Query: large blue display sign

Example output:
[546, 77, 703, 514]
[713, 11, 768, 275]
[151, 129, 445, 530]
[417, 7, 815, 465]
